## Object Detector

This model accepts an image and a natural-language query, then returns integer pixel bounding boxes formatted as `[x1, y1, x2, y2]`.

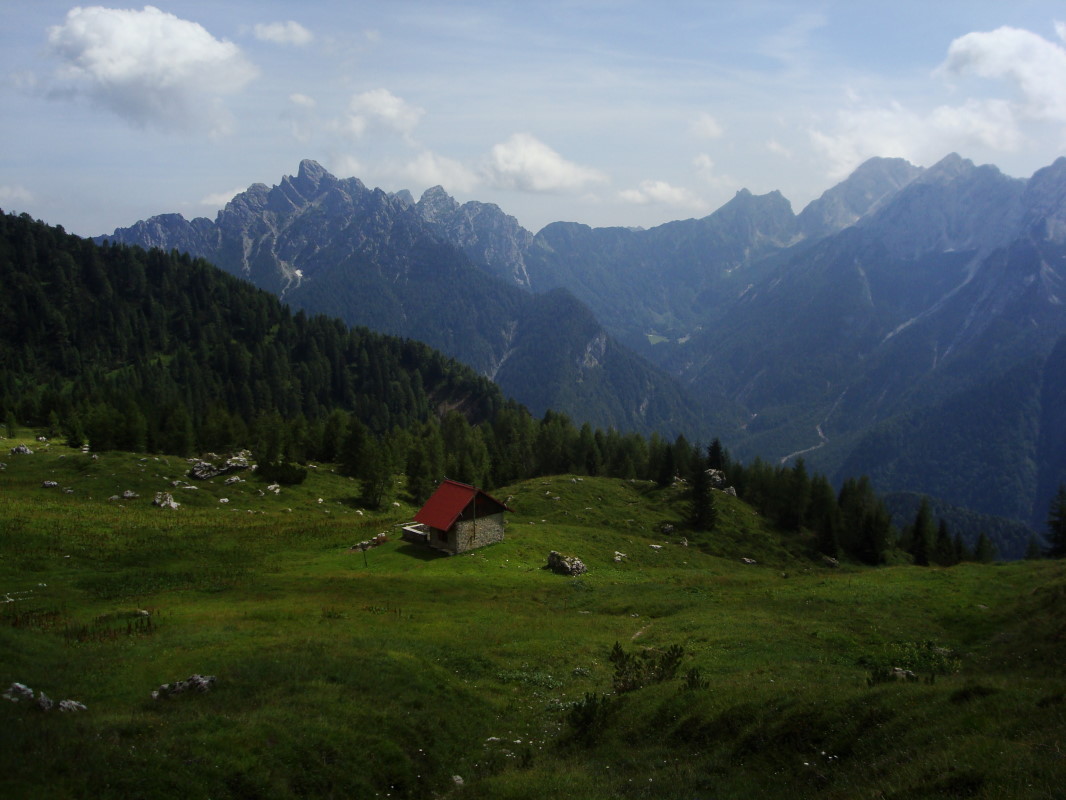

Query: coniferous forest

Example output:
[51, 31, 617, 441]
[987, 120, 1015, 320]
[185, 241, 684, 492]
[1, 209, 1026, 564]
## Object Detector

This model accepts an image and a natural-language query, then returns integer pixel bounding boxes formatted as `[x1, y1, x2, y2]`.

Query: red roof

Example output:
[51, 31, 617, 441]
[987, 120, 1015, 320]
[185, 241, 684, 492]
[414, 480, 511, 531]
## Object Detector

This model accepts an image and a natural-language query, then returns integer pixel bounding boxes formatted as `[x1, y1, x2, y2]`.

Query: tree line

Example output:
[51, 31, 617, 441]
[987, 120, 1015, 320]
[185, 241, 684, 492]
[4, 210, 1059, 563]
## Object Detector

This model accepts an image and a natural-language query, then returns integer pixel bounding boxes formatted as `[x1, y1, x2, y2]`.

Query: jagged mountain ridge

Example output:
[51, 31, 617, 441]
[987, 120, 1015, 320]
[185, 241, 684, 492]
[100, 153, 1066, 524]
[98, 161, 710, 438]
[394, 153, 1066, 525]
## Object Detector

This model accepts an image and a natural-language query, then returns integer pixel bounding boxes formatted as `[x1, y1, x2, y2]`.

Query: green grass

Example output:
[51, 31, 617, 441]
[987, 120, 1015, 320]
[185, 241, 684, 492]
[1, 433, 1064, 798]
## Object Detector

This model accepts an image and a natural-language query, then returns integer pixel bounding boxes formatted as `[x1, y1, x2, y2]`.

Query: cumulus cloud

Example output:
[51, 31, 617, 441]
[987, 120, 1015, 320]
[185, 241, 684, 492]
[619, 179, 708, 211]
[402, 151, 479, 192]
[253, 21, 313, 46]
[47, 5, 257, 135]
[690, 112, 724, 139]
[343, 88, 424, 142]
[811, 24, 1066, 181]
[482, 133, 606, 193]
[940, 25, 1066, 122]
[810, 97, 1023, 180]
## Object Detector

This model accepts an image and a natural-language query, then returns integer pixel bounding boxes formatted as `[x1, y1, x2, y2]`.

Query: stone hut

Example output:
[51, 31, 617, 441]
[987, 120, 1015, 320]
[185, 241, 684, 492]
[403, 479, 512, 555]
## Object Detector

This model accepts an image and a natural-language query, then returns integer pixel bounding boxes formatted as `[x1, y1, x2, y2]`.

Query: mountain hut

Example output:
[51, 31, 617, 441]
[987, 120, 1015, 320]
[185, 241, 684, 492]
[402, 479, 512, 554]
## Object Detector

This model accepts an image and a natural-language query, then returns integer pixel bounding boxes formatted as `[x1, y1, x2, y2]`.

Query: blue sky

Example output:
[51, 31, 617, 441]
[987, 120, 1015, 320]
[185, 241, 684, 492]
[3, 1, 1066, 237]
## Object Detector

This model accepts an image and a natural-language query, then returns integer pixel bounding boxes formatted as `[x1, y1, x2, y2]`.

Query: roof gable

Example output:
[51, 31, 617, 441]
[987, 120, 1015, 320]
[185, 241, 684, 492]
[414, 480, 511, 531]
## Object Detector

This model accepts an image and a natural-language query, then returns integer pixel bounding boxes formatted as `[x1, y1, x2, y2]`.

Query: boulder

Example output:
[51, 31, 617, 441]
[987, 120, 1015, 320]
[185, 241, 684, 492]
[122, 490, 139, 499]
[547, 550, 588, 576]
[153, 492, 180, 510]
[10, 444, 33, 455]
[41, 480, 59, 488]
[151, 674, 217, 700]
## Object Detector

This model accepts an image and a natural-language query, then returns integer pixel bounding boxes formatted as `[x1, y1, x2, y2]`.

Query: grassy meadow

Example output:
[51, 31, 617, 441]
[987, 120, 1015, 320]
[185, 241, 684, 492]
[1, 432, 1064, 798]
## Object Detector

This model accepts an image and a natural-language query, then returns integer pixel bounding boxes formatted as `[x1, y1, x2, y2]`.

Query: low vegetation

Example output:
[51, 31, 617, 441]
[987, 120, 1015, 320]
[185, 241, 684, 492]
[2, 435, 1064, 799]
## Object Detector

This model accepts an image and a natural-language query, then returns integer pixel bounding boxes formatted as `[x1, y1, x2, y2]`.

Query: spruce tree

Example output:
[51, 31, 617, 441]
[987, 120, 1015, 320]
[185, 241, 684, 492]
[974, 532, 996, 563]
[910, 497, 934, 566]
[1045, 484, 1066, 558]
[688, 447, 716, 532]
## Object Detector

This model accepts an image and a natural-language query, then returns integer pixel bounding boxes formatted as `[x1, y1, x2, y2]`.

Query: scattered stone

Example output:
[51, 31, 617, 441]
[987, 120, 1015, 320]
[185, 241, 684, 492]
[58, 699, 88, 712]
[660, 523, 675, 535]
[267, 483, 281, 494]
[223, 475, 243, 486]
[151, 674, 216, 700]
[122, 490, 139, 499]
[36, 692, 55, 711]
[613, 551, 627, 562]
[108, 495, 120, 501]
[821, 555, 840, 568]
[724, 486, 737, 497]
[649, 544, 663, 551]
[547, 550, 587, 576]
[741, 557, 757, 565]
[36, 436, 47, 442]
[41, 480, 59, 488]
[63, 488, 74, 494]
[680, 537, 688, 547]
[2, 682, 34, 703]
[152, 492, 180, 510]
[10, 444, 33, 455]
[887, 667, 918, 682]
[452, 776, 464, 787]
[219, 498, 229, 504]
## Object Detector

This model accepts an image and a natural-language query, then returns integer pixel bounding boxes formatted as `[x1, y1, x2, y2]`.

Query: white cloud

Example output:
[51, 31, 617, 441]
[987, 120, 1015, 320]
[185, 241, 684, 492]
[482, 133, 606, 193]
[690, 112, 724, 139]
[401, 151, 479, 192]
[693, 153, 714, 171]
[47, 5, 257, 135]
[809, 97, 1024, 180]
[0, 185, 34, 205]
[940, 26, 1066, 121]
[1056, 21, 1066, 43]
[767, 139, 793, 158]
[289, 93, 316, 109]
[253, 21, 313, 47]
[200, 187, 246, 207]
[330, 154, 364, 178]
[344, 88, 424, 142]
[619, 179, 708, 211]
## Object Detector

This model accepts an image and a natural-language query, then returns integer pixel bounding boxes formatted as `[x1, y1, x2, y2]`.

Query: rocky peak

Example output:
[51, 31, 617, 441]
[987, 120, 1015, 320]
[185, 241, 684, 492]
[416, 186, 461, 222]
[798, 156, 923, 239]
[1020, 157, 1066, 242]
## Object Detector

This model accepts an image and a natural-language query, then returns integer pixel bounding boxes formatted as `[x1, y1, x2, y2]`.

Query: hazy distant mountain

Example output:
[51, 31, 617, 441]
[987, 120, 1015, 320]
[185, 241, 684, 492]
[100, 153, 1066, 525]
[98, 160, 709, 437]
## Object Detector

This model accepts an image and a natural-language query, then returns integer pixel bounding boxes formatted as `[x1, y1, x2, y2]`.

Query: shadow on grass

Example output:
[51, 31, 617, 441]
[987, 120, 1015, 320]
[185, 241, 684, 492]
[396, 543, 450, 561]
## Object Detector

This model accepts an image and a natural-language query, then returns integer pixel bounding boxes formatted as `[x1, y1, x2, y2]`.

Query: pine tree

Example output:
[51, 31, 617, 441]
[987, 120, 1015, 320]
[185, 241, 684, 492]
[688, 447, 717, 532]
[933, 519, 956, 566]
[1045, 484, 1066, 558]
[910, 497, 935, 566]
[974, 532, 996, 563]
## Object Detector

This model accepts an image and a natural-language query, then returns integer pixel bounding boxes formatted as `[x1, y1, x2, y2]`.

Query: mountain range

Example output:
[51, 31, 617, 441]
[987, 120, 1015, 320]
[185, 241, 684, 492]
[99, 154, 1066, 527]
[97, 161, 707, 439]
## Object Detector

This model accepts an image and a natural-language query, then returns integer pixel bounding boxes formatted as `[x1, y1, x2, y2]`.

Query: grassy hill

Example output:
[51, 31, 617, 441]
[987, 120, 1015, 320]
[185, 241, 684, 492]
[1, 432, 1064, 798]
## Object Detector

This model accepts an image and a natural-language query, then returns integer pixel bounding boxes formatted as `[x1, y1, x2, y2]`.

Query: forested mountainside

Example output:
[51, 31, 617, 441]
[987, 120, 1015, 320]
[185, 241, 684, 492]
[0, 210, 504, 456]
[3, 210, 1044, 558]
[97, 161, 712, 439]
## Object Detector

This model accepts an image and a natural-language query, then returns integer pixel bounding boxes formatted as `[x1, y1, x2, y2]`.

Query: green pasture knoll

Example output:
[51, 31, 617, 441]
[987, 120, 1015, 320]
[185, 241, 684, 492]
[1, 437, 1064, 798]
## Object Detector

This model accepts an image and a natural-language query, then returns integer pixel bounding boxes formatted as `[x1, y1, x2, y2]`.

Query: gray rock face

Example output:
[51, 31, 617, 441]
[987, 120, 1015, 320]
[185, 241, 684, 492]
[416, 187, 535, 288]
[798, 156, 923, 239]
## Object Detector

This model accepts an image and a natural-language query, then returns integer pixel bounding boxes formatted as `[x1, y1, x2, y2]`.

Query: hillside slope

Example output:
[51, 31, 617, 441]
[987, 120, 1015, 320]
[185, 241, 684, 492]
[0, 443, 1063, 799]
